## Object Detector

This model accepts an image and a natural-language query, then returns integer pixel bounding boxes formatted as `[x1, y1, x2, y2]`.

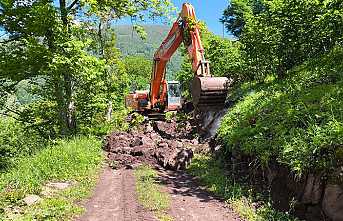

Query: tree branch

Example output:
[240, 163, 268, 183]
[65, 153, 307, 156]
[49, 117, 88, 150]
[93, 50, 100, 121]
[67, 0, 79, 11]
[4, 106, 22, 116]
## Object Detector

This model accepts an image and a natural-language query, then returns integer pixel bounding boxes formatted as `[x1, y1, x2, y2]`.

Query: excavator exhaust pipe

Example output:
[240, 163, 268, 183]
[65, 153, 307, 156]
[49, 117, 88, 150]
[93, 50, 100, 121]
[192, 76, 229, 109]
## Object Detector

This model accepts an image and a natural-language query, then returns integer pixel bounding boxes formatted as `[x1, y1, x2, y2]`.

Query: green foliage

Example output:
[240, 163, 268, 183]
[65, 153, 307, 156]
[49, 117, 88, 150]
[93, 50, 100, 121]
[175, 58, 193, 98]
[115, 25, 182, 79]
[0, 137, 102, 220]
[188, 155, 298, 221]
[0, 117, 45, 170]
[16, 197, 83, 221]
[218, 46, 343, 175]
[79, 109, 130, 136]
[205, 35, 247, 81]
[221, 0, 343, 80]
[165, 111, 176, 122]
[0, 0, 175, 136]
[124, 56, 152, 91]
[128, 112, 145, 128]
[0, 137, 102, 195]
[220, 0, 265, 38]
[176, 27, 246, 96]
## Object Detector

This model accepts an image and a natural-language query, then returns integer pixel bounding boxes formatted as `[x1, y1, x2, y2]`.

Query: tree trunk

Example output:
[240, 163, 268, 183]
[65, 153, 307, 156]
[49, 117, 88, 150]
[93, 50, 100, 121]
[59, 0, 76, 134]
[54, 77, 69, 136]
[63, 73, 76, 134]
[106, 101, 113, 122]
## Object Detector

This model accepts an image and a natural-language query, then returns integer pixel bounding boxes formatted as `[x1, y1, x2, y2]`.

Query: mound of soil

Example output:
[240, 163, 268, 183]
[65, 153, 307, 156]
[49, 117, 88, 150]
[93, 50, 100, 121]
[104, 120, 200, 170]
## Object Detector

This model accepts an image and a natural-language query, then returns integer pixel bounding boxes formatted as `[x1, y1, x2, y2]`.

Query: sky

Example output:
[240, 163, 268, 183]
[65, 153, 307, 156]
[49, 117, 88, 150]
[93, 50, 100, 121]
[0, 1, 230, 37]
[114, 0, 231, 37]
[172, 0, 229, 36]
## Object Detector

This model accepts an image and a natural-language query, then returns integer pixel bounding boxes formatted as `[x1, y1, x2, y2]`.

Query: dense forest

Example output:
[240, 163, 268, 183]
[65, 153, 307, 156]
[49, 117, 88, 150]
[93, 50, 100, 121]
[0, 0, 342, 220]
[115, 25, 182, 78]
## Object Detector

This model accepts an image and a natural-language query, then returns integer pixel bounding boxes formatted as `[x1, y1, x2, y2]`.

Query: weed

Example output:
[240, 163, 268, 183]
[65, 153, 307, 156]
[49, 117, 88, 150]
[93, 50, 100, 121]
[134, 165, 173, 221]
[218, 46, 343, 175]
[0, 137, 103, 220]
[187, 154, 298, 221]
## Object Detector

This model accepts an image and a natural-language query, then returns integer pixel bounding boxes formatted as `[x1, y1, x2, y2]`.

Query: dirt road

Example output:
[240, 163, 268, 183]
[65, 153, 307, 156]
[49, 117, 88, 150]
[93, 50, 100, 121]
[76, 167, 156, 221]
[77, 120, 241, 221]
[76, 166, 240, 221]
[159, 169, 239, 221]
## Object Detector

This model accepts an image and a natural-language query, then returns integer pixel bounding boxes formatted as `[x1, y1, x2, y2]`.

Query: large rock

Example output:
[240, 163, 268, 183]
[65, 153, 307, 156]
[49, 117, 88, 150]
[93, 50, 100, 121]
[46, 181, 71, 190]
[155, 148, 193, 170]
[302, 173, 323, 204]
[23, 194, 41, 206]
[322, 184, 343, 221]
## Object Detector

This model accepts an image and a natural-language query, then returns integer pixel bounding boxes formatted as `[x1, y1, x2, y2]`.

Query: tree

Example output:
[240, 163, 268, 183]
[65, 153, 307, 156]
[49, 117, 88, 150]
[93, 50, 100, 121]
[176, 25, 246, 98]
[220, 0, 265, 38]
[222, 0, 343, 80]
[0, 0, 174, 136]
[124, 56, 152, 91]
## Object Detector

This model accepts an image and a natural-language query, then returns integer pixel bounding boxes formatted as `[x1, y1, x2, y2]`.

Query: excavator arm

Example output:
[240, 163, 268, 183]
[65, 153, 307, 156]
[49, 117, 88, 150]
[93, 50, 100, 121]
[150, 21, 183, 108]
[150, 3, 229, 110]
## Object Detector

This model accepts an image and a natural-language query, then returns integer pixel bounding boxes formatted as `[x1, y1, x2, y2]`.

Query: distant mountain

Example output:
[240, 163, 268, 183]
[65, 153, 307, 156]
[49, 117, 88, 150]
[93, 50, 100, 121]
[114, 25, 182, 80]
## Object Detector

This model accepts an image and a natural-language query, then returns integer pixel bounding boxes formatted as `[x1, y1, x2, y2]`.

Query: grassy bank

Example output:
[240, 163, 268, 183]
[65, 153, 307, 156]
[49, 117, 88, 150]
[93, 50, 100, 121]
[218, 46, 343, 176]
[0, 137, 103, 220]
[187, 154, 298, 221]
[134, 165, 172, 221]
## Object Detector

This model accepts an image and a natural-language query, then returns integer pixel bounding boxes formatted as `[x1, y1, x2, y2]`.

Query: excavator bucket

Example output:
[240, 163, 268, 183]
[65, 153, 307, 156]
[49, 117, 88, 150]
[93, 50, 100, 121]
[191, 76, 229, 109]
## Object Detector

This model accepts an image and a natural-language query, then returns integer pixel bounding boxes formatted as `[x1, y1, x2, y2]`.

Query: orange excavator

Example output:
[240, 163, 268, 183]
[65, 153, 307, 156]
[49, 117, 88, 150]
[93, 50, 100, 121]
[125, 3, 229, 115]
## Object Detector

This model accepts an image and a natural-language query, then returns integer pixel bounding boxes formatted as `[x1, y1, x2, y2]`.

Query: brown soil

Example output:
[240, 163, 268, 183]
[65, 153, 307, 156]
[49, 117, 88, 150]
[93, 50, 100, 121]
[76, 167, 156, 221]
[77, 166, 241, 221]
[76, 120, 242, 221]
[104, 121, 199, 170]
[158, 169, 241, 221]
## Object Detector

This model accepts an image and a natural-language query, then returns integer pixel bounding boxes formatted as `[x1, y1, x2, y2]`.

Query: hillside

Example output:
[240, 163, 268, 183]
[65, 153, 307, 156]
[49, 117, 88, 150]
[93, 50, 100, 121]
[114, 25, 182, 80]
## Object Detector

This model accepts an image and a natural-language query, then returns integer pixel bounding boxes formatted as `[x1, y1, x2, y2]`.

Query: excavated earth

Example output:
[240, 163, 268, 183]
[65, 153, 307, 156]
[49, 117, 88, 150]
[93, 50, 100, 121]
[104, 120, 205, 170]
[86, 119, 241, 221]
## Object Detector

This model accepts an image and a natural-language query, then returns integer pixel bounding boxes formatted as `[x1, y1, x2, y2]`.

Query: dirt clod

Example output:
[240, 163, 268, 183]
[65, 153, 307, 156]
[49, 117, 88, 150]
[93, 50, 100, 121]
[104, 120, 197, 170]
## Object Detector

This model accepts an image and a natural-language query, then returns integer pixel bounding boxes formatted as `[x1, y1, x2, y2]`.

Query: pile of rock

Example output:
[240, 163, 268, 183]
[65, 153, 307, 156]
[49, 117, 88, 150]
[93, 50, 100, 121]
[104, 121, 198, 170]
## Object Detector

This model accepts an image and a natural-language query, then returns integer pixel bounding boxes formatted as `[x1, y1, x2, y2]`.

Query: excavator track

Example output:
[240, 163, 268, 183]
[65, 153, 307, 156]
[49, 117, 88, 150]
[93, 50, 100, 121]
[147, 113, 166, 121]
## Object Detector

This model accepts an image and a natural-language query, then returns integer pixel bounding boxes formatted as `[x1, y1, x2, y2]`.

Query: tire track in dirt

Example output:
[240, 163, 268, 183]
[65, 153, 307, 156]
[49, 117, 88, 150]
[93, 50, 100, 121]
[158, 169, 241, 221]
[77, 165, 241, 221]
[76, 167, 156, 221]
[78, 120, 241, 221]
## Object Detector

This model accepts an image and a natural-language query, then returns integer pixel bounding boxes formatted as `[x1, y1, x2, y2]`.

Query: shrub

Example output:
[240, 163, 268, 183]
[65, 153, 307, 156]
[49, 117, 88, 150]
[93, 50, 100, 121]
[78, 109, 130, 136]
[0, 117, 45, 170]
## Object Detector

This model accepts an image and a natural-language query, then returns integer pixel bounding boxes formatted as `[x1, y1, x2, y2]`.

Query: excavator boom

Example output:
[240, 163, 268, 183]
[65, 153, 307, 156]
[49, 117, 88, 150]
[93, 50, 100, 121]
[150, 3, 229, 110]
[125, 3, 229, 114]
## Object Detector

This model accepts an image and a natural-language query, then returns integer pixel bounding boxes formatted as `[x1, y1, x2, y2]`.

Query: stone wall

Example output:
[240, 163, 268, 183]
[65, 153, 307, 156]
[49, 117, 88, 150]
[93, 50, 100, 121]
[226, 150, 343, 221]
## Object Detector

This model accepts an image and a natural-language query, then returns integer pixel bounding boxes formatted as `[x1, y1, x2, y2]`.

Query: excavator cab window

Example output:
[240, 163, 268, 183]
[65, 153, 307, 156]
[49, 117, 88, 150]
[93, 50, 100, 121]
[168, 83, 180, 97]
[167, 81, 181, 110]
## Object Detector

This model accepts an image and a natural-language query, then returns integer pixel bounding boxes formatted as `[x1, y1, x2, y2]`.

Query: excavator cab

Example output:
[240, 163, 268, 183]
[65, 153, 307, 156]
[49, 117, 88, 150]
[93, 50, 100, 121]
[166, 81, 181, 111]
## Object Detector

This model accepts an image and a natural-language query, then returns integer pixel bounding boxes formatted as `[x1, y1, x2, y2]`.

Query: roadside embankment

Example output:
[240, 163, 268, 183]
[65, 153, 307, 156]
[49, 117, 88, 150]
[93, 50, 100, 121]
[215, 46, 343, 221]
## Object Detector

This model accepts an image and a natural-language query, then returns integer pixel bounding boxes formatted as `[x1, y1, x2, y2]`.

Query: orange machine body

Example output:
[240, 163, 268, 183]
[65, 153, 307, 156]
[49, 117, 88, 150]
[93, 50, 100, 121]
[150, 3, 210, 108]
[125, 3, 229, 113]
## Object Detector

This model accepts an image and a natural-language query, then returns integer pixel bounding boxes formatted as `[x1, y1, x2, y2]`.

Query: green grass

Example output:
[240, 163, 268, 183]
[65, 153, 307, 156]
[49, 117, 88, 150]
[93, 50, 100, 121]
[0, 136, 103, 220]
[134, 165, 173, 221]
[187, 154, 298, 221]
[218, 46, 343, 176]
